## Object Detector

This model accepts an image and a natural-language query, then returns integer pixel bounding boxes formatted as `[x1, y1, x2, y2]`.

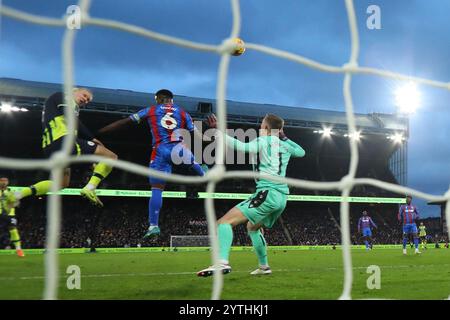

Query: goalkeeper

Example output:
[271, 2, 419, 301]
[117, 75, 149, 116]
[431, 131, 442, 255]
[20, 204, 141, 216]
[0, 176, 24, 257]
[197, 114, 305, 277]
[7, 89, 117, 208]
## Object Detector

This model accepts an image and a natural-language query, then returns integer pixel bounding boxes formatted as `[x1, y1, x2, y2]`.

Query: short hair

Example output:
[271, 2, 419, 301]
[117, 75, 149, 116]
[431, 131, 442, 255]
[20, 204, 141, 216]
[264, 113, 284, 130]
[155, 89, 173, 100]
[73, 87, 93, 95]
[406, 195, 412, 199]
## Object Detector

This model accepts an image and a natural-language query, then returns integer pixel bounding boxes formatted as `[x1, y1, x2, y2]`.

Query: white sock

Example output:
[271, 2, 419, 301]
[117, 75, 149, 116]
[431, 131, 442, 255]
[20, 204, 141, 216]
[15, 243, 22, 250]
[219, 259, 229, 266]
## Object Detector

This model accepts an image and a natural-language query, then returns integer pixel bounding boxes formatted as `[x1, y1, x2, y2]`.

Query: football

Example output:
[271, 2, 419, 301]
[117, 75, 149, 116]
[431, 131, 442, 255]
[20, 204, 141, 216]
[232, 37, 246, 56]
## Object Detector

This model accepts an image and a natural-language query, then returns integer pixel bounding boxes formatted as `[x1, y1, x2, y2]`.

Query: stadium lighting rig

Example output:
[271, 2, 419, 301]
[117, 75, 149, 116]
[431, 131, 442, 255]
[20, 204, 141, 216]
[394, 82, 421, 114]
[313, 127, 333, 138]
[344, 131, 361, 141]
[0, 101, 28, 113]
[387, 133, 405, 144]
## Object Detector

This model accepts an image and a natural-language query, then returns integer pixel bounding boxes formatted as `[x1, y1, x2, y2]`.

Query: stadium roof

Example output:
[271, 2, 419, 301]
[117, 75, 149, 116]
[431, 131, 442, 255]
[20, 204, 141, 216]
[0, 78, 408, 134]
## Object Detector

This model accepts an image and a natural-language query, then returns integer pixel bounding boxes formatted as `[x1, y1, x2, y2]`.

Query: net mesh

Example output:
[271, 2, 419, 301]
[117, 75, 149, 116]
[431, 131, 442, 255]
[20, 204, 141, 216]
[1, 0, 449, 300]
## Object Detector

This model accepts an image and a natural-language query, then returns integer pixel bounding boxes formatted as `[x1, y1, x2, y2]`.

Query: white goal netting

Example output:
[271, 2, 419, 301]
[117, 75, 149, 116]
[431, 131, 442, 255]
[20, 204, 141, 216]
[0, 0, 449, 300]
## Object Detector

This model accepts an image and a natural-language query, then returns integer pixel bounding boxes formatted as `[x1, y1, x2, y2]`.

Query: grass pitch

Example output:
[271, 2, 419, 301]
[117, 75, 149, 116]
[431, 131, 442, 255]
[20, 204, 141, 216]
[0, 248, 449, 300]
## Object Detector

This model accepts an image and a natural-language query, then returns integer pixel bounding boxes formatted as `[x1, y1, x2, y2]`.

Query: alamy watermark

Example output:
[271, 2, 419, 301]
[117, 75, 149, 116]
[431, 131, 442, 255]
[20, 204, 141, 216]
[66, 265, 81, 290]
[367, 5, 381, 30]
[366, 265, 381, 289]
[66, 5, 81, 30]
[64, 4, 382, 31]
[164, 123, 284, 169]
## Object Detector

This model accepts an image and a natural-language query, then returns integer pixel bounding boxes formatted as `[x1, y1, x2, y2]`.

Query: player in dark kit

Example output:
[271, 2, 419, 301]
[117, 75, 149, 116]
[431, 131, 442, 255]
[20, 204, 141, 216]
[418, 222, 428, 250]
[6, 88, 117, 208]
[0, 176, 24, 257]
[97, 89, 208, 238]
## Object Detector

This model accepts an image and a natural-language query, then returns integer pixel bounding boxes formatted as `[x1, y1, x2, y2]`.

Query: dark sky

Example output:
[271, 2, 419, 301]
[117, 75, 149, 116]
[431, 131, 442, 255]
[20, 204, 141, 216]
[1, 0, 449, 217]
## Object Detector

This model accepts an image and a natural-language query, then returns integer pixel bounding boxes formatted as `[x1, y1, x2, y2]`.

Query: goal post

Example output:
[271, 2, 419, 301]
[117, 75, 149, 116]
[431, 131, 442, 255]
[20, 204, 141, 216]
[170, 235, 211, 250]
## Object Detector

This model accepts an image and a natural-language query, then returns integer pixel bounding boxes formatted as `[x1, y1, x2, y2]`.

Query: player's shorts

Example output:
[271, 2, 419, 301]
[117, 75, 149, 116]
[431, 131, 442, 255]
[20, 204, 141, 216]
[362, 227, 372, 237]
[419, 232, 427, 238]
[0, 214, 17, 228]
[402, 223, 418, 235]
[236, 188, 287, 228]
[149, 142, 199, 185]
[43, 137, 97, 158]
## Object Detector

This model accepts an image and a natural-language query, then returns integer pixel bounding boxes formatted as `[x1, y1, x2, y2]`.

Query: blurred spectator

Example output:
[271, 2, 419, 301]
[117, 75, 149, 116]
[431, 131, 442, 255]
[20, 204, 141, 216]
[2, 198, 447, 249]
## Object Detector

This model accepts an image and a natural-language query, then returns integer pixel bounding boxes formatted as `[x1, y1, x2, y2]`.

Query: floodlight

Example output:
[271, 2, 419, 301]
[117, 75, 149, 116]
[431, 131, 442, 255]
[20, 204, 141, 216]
[395, 82, 421, 114]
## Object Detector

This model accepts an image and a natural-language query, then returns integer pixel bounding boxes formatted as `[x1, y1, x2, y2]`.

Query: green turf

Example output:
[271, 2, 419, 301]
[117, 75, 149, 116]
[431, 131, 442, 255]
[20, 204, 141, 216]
[0, 248, 449, 299]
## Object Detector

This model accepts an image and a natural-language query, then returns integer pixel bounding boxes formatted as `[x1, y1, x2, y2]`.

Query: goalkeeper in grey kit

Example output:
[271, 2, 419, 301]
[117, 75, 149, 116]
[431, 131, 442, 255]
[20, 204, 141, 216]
[197, 113, 305, 277]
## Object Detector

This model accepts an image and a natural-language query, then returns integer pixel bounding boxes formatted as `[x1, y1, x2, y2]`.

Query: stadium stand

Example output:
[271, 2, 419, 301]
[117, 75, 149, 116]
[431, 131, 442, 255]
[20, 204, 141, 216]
[2, 198, 446, 249]
[1, 79, 447, 250]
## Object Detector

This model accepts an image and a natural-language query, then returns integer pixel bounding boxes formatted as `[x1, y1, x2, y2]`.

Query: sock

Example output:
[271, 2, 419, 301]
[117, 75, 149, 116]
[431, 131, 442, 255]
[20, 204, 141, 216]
[149, 188, 163, 226]
[9, 228, 21, 250]
[414, 238, 419, 249]
[20, 180, 52, 199]
[364, 240, 369, 249]
[218, 224, 233, 264]
[403, 238, 408, 249]
[248, 230, 268, 266]
[190, 162, 205, 177]
[86, 163, 112, 189]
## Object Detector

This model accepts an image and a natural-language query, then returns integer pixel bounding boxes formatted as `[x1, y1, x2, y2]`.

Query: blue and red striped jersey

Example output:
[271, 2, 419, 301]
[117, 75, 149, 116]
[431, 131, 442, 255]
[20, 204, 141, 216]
[398, 205, 419, 225]
[358, 216, 377, 230]
[130, 103, 195, 146]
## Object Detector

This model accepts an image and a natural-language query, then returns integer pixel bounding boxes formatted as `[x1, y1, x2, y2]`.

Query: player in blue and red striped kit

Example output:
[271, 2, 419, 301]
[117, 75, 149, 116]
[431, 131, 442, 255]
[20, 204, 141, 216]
[398, 195, 421, 255]
[98, 89, 207, 238]
[358, 210, 377, 250]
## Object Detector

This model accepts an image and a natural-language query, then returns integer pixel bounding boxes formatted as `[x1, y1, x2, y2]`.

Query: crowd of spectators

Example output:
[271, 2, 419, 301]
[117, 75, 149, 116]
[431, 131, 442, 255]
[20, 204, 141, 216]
[1, 198, 448, 249]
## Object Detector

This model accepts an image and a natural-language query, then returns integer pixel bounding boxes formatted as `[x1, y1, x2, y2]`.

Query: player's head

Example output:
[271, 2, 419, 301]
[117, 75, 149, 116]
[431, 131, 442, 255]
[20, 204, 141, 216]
[261, 113, 284, 136]
[420, 222, 424, 226]
[0, 176, 9, 190]
[362, 210, 368, 216]
[155, 89, 174, 104]
[406, 195, 412, 205]
[73, 88, 93, 107]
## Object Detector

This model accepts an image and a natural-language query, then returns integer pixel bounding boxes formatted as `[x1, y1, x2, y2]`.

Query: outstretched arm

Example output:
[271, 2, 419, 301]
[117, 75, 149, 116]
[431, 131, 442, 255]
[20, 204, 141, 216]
[280, 129, 306, 158]
[185, 111, 211, 142]
[98, 106, 151, 137]
[225, 135, 261, 153]
[97, 117, 133, 137]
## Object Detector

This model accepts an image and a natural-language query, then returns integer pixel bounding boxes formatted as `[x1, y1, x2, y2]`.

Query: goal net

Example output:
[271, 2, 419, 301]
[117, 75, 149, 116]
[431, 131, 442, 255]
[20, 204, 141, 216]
[170, 235, 211, 250]
[0, 0, 449, 301]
